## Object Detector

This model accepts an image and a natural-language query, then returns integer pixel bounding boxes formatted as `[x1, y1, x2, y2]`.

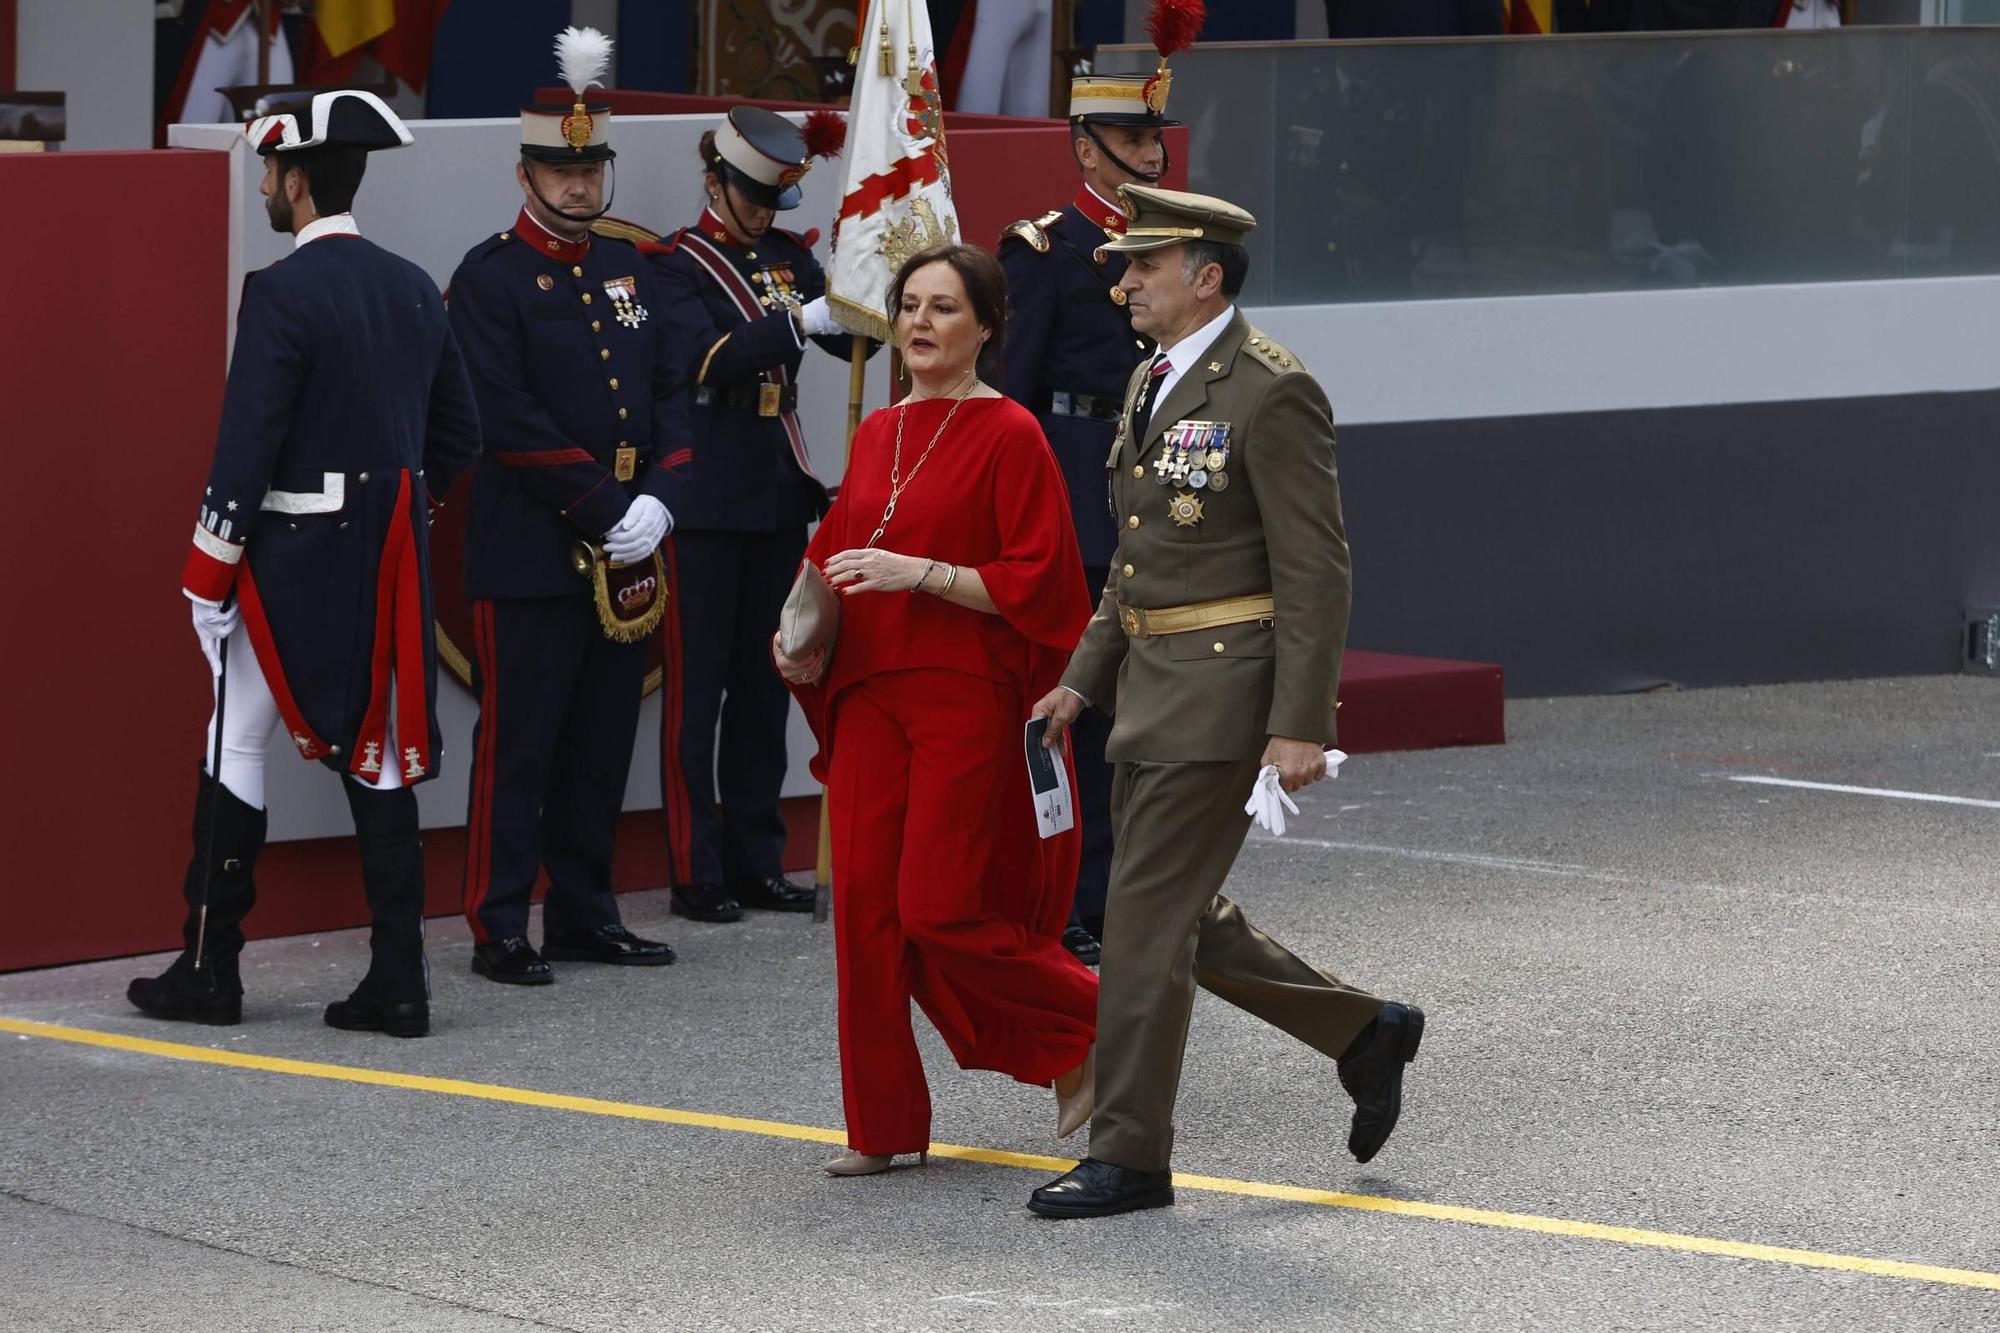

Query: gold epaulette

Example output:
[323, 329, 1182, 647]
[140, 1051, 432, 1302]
[1001, 210, 1065, 254]
[1244, 330, 1299, 373]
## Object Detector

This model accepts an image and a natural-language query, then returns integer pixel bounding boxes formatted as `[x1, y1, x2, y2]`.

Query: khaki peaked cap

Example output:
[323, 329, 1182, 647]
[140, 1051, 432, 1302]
[1101, 183, 1258, 253]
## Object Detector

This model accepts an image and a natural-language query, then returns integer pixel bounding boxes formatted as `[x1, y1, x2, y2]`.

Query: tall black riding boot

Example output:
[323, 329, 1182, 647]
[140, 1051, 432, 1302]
[324, 781, 431, 1038]
[127, 768, 268, 1025]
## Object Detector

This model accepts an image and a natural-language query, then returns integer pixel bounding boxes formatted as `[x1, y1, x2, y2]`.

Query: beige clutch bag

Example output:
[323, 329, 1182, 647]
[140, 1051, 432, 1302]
[778, 560, 839, 659]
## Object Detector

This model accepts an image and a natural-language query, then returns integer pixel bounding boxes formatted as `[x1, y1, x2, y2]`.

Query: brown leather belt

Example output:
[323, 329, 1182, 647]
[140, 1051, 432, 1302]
[1117, 594, 1275, 639]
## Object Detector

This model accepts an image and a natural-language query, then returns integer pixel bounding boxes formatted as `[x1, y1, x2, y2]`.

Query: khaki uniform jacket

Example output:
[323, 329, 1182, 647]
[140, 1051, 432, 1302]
[1061, 310, 1351, 762]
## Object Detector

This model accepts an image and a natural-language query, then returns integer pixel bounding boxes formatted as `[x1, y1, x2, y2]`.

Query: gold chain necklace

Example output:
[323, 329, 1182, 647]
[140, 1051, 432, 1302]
[867, 371, 977, 549]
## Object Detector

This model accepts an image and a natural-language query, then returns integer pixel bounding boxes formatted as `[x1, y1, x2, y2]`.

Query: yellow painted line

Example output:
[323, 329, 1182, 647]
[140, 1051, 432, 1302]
[5, 1016, 1998, 1294]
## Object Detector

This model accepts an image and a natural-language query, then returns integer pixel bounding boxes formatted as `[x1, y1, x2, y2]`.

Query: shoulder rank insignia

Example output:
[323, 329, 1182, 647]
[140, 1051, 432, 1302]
[1244, 332, 1297, 372]
[1002, 211, 1064, 254]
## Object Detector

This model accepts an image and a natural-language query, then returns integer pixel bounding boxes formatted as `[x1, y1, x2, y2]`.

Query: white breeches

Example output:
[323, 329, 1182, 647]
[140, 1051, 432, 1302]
[204, 625, 404, 809]
[956, 0, 1053, 118]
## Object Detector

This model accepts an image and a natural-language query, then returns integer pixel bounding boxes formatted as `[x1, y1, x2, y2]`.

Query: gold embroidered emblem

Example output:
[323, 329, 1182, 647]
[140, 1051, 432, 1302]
[877, 196, 959, 275]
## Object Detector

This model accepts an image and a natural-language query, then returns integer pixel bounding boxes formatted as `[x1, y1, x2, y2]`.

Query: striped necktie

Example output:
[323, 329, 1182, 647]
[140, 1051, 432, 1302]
[1136, 353, 1171, 435]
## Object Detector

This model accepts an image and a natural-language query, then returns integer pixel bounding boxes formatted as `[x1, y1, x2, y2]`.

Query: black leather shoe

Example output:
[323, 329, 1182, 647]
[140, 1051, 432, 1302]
[127, 955, 241, 1026]
[671, 883, 744, 923]
[1061, 923, 1101, 966]
[1337, 1000, 1425, 1163]
[324, 996, 429, 1038]
[471, 937, 553, 985]
[729, 875, 815, 913]
[1027, 1157, 1174, 1219]
[544, 923, 676, 966]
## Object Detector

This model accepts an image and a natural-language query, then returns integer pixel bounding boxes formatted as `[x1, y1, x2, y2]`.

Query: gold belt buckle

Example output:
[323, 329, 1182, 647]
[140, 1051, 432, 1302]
[758, 382, 783, 417]
[613, 446, 637, 482]
[1119, 606, 1144, 638]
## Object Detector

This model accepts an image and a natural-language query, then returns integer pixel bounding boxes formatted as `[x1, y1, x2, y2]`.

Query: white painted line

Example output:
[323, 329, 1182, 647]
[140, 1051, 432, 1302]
[1239, 835, 1989, 919]
[1727, 776, 2000, 810]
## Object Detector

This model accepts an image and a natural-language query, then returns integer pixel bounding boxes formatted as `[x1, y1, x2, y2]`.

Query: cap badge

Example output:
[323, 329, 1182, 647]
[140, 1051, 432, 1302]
[561, 104, 594, 152]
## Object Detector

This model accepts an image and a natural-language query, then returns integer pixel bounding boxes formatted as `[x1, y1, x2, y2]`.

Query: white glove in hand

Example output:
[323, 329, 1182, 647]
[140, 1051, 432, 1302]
[190, 596, 240, 676]
[603, 494, 671, 565]
[797, 295, 837, 338]
[1242, 748, 1348, 837]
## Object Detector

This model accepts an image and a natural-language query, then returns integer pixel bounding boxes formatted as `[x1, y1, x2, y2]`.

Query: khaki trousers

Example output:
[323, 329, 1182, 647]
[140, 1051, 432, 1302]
[1089, 755, 1385, 1173]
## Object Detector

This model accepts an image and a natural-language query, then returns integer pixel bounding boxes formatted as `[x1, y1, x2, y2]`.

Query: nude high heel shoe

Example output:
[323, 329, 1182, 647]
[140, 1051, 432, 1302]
[823, 1149, 929, 1176]
[1054, 1044, 1096, 1139]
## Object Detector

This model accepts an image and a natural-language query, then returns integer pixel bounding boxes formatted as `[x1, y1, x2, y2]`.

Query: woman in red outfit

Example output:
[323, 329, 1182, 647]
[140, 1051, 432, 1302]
[775, 245, 1099, 1176]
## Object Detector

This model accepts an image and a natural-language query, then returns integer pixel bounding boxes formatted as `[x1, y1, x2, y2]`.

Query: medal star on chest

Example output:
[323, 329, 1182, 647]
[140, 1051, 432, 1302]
[602, 275, 648, 328]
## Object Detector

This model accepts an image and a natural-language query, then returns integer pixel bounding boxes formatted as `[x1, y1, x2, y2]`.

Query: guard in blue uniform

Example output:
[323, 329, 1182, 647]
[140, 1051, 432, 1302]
[128, 91, 481, 1039]
[645, 107, 869, 923]
[999, 71, 1178, 963]
[449, 26, 682, 984]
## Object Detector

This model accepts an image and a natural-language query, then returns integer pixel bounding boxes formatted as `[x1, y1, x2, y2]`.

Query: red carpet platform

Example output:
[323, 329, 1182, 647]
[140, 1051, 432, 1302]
[1335, 650, 1506, 755]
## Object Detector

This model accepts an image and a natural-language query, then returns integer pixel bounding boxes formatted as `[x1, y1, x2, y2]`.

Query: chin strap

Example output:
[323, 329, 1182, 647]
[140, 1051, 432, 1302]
[526, 158, 618, 228]
[1079, 122, 1169, 189]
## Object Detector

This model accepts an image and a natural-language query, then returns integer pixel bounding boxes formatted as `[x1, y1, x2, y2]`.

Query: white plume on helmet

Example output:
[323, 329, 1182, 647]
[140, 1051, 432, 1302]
[554, 25, 613, 97]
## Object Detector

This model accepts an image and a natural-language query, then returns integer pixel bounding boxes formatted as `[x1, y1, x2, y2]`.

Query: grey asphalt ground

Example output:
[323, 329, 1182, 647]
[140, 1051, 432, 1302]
[3, 676, 1997, 1332]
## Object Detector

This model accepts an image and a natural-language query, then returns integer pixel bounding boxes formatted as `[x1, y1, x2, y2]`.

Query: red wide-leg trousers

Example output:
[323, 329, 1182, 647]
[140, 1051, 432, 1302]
[828, 669, 1099, 1155]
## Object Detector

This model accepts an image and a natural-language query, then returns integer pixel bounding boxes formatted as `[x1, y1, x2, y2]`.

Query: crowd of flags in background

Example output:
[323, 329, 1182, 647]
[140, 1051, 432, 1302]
[155, 0, 450, 144]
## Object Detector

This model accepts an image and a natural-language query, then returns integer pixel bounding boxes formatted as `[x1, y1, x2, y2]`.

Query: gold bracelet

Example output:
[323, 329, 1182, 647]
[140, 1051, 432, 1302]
[937, 564, 959, 596]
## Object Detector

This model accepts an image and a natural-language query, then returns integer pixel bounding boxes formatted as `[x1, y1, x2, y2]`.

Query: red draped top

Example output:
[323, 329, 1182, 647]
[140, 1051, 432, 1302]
[790, 395, 1092, 779]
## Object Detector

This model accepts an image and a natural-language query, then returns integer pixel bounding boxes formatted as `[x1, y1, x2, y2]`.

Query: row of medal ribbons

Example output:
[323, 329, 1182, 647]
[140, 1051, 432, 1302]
[1154, 420, 1232, 492]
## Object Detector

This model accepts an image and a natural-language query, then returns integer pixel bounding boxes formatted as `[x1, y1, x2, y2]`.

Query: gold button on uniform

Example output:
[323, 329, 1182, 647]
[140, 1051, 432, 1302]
[591, 320, 601, 332]
[1212, 642, 1225, 653]
[1127, 515, 1140, 529]
[582, 292, 592, 304]
[1122, 564, 1135, 578]
[608, 377, 619, 389]
[600, 349, 610, 361]
[572, 265, 583, 277]
[618, 407, 628, 419]
[1133, 464, 1145, 478]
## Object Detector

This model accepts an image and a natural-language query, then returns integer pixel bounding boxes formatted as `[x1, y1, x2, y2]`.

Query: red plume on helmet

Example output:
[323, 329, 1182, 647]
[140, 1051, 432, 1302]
[802, 108, 847, 160]
[1141, 0, 1205, 116]
[1146, 0, 1205, 57]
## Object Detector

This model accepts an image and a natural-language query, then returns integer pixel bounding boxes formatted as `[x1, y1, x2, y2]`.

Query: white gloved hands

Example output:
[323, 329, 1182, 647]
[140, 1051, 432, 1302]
[602, 494, 672, 566]
[796, 295, 837, 339]
[190, 596, 240, 676]
[1243, 748, 1347, 837]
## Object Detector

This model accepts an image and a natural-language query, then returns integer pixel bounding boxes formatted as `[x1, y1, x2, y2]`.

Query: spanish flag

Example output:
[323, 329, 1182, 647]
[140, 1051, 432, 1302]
[315, 0, 396, 58]
[1506, 0, 1554, 32]
[303, 0, 450, 92]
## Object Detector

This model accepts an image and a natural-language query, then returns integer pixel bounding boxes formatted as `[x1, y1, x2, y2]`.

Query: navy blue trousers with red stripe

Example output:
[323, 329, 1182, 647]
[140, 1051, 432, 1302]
[660, 527, 806, 887]
[461, 594, 645, 945]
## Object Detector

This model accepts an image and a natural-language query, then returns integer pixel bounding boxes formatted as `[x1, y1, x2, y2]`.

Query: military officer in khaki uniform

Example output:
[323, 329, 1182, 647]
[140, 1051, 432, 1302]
[1026, 185, 1425, 1219]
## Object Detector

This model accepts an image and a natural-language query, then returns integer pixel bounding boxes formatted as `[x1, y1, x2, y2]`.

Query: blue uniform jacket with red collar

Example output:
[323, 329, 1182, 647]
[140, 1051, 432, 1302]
[180, 226, 482, 785]
[448, 209, 693, 599]
[999, 187, 1153, 570]
[645, 209, 864, 532]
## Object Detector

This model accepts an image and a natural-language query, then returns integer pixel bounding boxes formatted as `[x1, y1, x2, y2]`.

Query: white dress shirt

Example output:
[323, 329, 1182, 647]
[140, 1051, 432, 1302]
[295, 213, 361, 248]
[1146, 302, 1238, 416]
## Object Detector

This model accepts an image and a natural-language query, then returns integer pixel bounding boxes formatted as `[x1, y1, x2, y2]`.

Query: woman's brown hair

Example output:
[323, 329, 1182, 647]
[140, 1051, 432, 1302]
[887, 243, 1008, 385]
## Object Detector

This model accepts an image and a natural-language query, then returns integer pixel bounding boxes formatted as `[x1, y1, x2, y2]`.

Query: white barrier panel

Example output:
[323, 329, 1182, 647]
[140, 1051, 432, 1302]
[171, 114, 893, 842]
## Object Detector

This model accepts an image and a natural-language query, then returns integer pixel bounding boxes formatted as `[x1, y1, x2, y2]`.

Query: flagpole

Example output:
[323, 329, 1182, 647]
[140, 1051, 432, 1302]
[813, 336, 869, 923]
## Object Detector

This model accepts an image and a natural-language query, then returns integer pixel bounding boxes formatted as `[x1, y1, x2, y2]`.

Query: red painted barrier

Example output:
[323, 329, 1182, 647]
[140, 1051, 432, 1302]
[0, 150, 230, 971]
[0, 138, 1492, 977]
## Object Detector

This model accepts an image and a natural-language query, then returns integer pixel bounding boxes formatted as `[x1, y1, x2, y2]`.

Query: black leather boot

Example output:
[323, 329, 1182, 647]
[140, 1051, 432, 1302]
[128, 769, 267, 1026]
[325, 782, 430, 1037]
